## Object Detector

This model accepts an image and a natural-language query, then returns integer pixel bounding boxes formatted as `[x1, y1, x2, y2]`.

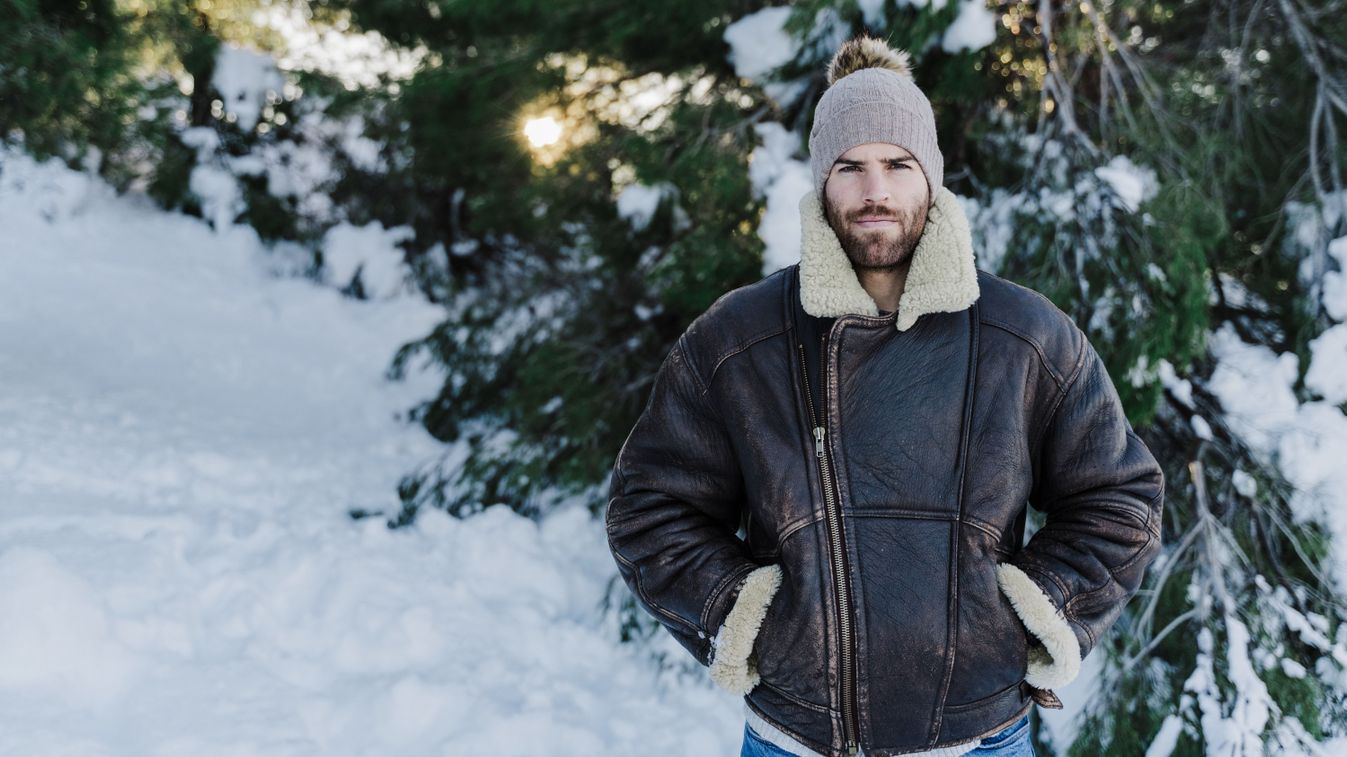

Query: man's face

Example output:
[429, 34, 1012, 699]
[822, 142, 931, 272]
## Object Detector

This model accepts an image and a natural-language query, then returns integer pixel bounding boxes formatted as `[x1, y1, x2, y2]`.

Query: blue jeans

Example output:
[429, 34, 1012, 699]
[741, 714, 1034, 757]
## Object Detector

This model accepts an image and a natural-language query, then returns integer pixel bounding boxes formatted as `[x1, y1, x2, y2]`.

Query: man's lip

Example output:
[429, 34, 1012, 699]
[855, 217, 896, 225]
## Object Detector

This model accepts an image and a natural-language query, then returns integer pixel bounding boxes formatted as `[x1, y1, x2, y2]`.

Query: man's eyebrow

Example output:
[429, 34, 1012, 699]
[833, 157, 916, 166]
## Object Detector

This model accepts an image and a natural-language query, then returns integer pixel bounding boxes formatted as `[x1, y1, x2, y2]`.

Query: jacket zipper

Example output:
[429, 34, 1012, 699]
[798, 339, 859, 755]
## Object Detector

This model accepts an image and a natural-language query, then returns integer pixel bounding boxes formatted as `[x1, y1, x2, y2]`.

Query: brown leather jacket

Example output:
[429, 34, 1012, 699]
[605, 187, 1165, 756]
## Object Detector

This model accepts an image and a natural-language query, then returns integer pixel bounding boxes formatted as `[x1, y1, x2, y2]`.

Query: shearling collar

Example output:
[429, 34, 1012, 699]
[797, 186, 980, 331]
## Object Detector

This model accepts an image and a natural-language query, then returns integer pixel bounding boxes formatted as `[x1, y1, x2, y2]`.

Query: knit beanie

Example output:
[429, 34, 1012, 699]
[808, 36, 943, 200]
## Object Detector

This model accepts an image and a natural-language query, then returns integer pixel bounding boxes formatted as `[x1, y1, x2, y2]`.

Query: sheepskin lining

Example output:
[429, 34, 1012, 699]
[709, 564, 783, 696]
[995, 562, 1082, 690]
[797, 186, 980, 330]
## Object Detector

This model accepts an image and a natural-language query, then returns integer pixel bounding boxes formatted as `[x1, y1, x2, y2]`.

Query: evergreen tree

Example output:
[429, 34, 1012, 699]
[334, 0, 771, 521]
[1, 0, 362, 244]
[1, 0, 147, 175]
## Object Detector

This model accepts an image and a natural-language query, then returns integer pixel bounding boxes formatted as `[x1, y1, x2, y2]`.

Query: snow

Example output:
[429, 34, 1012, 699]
[0, 547, 141, 706]
[723, 7, 796, 82]
[724, 1, 996, 98]
[857, 0, 889, 28]
[1157, 358, 1195, 408]
[1146, 715, 1184, 757]
[1275, 403, 1347, 561]
[180, 126, 222, 159]
[250, 1, 428, 91]
[1232, 469, 1258, 497]
[1208, 322, 1347, 595]
[615, 182, 669, 232]
[1306, 323, 1347, 404]
[941, 0, 999, 54]
[722, 7, 813, 108]
[961, 187, 1016, 275]
[1206, 325, 1301, 456]
[1184, 618, 1272, 757]
[1223, 616, 1273, 749]
[0, 147, 748, 755]
[190, 163, 245, 230]
[255, 109, 346, 223]
[1281, 659, 1308, 679]
[895, 0, 951, 10]
[1095, 154, 1159, 213]
[721, 6, 850, 109]
[1191, 414, 1214, 440]
[749, 122, 813, 274]
[1290, 194, 1347, 299]
[1324, 235, 1347, 320]
[1201, 197, 1347, 619]
[321, 221, 415, 297]
[192, 40, 392, 232]
[337, 116, 385, 173]
[212, 45, 286, 131]
[1037, 638, 1106, 749]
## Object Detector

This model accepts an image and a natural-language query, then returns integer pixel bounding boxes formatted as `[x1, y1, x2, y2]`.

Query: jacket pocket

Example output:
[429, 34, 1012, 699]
[994, 559, 1083, 690]
[748, 535, 831, 709]
[942, 547, 1031, 707]
[709, 563, 782, 695]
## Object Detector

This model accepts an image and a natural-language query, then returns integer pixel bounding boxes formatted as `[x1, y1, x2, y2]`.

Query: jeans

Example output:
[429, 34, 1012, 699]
[740, 714, 1034, 757]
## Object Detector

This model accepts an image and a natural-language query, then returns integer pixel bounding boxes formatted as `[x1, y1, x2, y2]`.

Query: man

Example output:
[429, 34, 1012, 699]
[604, 35, 1164, 757]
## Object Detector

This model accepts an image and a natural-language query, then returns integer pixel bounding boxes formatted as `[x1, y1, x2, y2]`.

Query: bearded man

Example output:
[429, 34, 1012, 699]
[605, 35, 1164, 757]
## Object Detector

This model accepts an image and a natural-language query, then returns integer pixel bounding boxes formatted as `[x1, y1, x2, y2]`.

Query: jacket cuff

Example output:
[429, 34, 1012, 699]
[995, 562, 1081, 690]
[708, 564, 782, 695]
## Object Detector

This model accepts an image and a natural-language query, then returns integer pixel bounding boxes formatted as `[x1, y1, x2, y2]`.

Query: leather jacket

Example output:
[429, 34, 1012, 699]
[605, 187, 1165, 756]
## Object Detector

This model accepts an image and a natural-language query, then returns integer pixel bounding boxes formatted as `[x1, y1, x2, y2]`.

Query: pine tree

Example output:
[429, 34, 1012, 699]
[333, 0, 771, 520]
[1, 0, 146, 174]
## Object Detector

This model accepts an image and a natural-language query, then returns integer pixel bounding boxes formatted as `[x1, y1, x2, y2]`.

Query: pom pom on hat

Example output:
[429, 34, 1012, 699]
[826, 35, 913, 86]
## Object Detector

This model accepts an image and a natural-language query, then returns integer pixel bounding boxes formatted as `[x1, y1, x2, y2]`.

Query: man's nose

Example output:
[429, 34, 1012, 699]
[862, 173, 890, 203]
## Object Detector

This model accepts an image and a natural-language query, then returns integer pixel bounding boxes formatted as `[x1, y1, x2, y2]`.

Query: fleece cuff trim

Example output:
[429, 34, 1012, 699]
[709, 564, 783, 696]
[996, 562, 1082, 690]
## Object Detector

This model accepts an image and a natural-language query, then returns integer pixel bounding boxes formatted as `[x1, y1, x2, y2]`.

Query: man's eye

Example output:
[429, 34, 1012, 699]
[889, 163, 909, 169]
[839, 165, 858, 172]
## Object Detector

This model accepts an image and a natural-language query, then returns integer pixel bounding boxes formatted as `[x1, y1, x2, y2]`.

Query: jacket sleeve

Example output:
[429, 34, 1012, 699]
[604, 331, 772, 676]
[995, 328, 1165, 690]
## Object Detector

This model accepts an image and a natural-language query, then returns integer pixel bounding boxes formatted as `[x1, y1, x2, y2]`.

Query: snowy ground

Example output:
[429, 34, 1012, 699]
[0, 150, 743, 756]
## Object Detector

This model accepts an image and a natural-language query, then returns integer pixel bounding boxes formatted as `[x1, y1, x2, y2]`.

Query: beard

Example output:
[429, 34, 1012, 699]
[823, 197, 928, 272]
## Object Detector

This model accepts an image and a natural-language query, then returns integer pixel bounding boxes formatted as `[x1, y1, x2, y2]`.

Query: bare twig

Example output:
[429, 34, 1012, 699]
[1038, 0, 1100, 157]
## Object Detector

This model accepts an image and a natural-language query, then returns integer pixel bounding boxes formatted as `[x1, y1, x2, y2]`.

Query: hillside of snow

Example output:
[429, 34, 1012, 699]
[0, 149, 743, 756]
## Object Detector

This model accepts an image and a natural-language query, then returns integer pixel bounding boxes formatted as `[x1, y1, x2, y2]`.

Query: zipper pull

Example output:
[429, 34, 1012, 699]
[813, 426, 825, 458]
[845, 739, 858, 755]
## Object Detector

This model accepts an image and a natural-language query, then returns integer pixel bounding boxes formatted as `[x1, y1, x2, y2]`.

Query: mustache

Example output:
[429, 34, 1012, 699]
[848, 207, 904, 222]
